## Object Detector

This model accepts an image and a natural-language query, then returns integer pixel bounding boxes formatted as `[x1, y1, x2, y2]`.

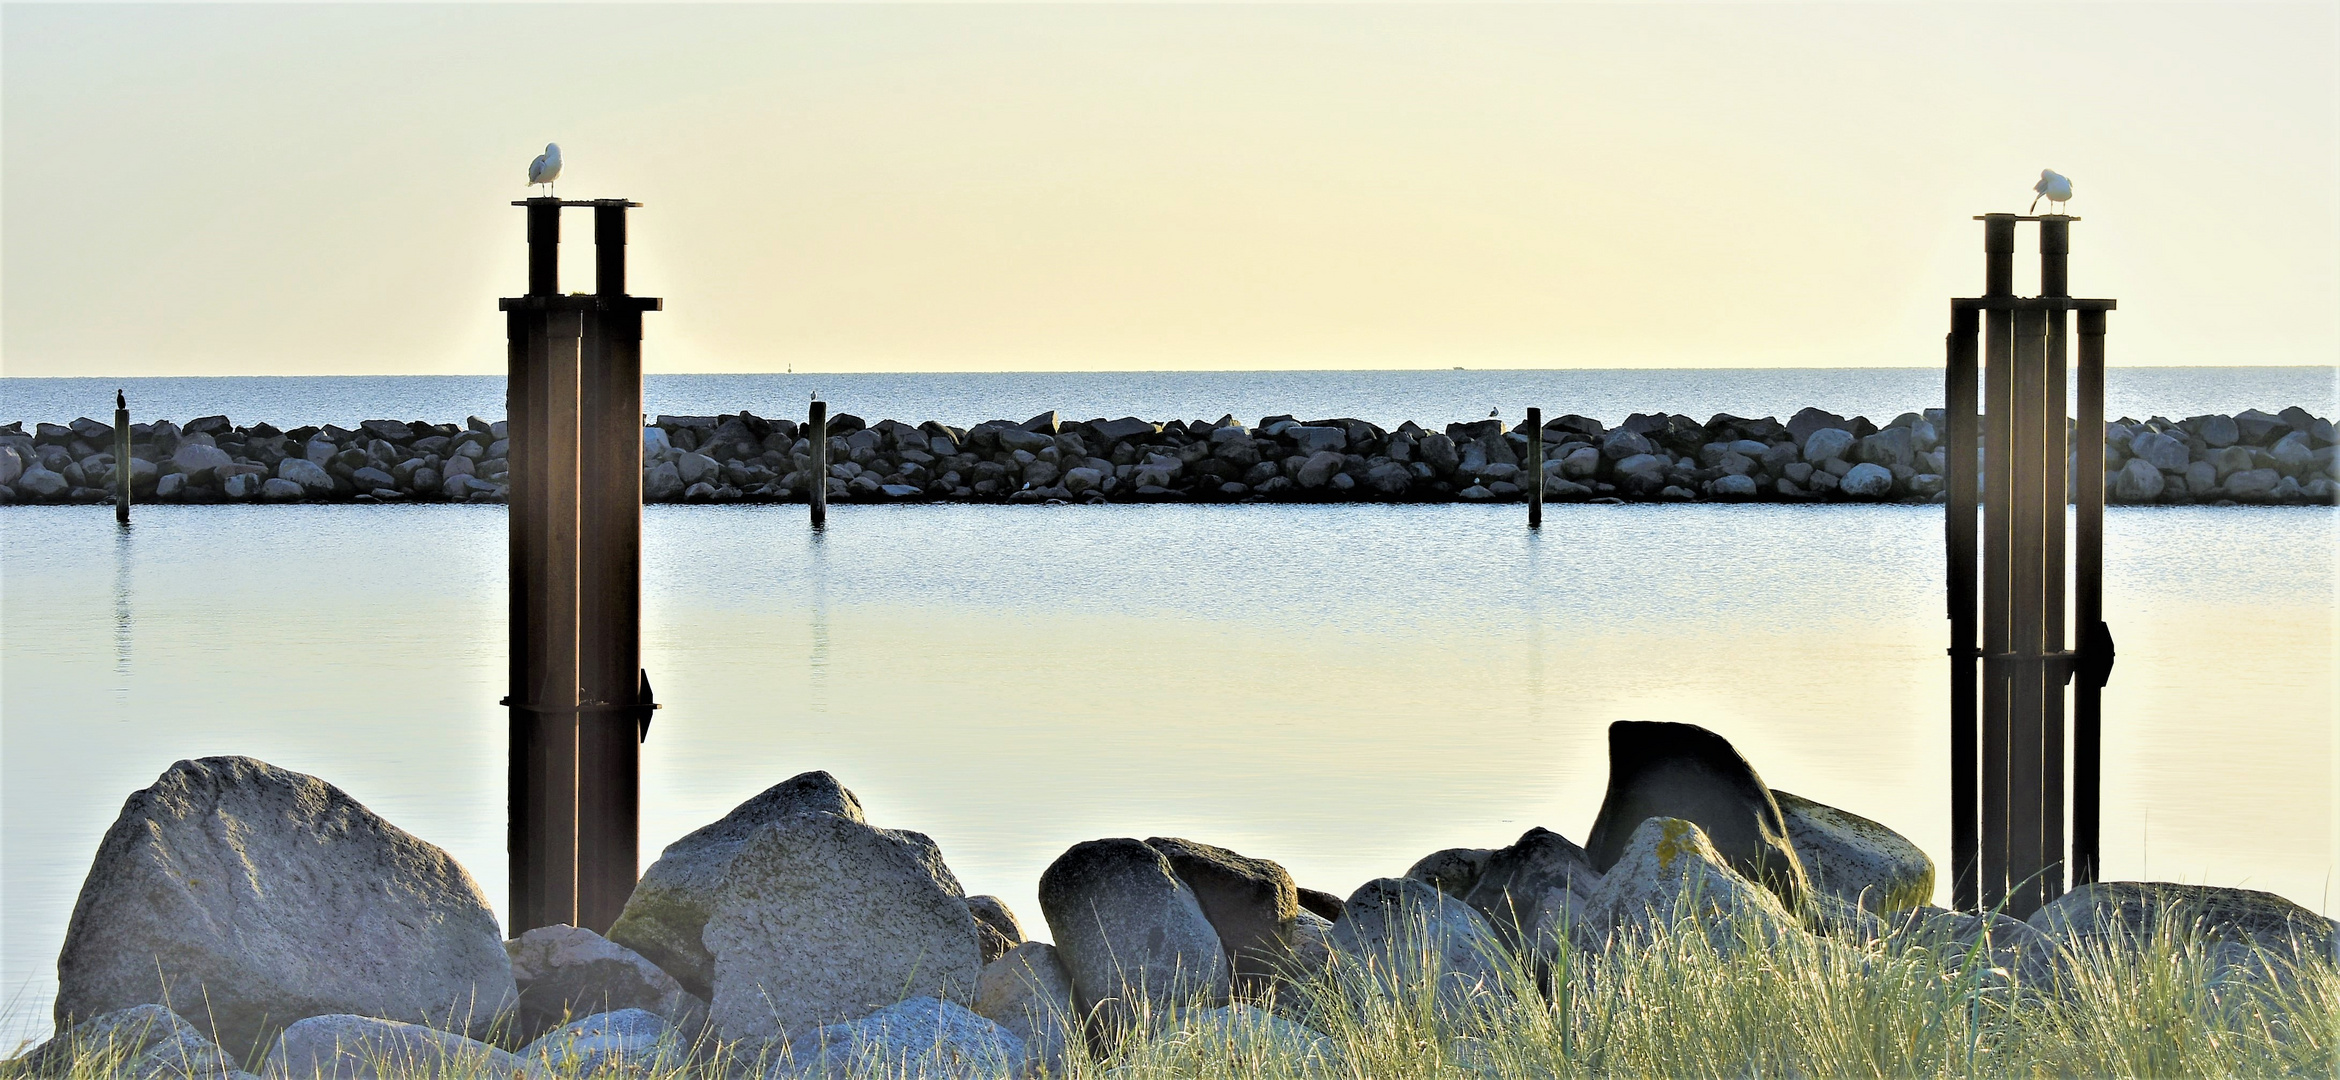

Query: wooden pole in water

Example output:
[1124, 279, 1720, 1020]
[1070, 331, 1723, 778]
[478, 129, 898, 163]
[1526, 407, 1543, 529]
[1945, 304, 1980, 911]
[2072, 306, 2108, 887]
[808, 399, 829, 529]
[114, 392, 131, 525]
[1978, 213, 2016, 911]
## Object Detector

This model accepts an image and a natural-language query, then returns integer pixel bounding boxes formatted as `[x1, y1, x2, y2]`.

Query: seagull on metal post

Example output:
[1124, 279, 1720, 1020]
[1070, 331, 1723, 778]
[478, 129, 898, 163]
[528, 143, 562, 197]
[2030, 168, 2072, 214]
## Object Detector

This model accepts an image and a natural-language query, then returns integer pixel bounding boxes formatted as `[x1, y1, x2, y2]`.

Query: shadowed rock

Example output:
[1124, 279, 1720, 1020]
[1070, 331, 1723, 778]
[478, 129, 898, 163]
[607, 770, 864, 998]
[1404, 847, 1494, 898]
[779, 997, 1024, 1079]
[1574, 817, 1799, 954]
[1038, 839, 1229, 1036]
[1584, 721, 1809, 910]
[973, 942, 1077, 1075]
[1461, 828, 1602, 944]
[519, 1009, 679, 1075]
[1331, 877, 1508, 1013]
[505, 924, 705, 1043]
[54, 757, 514, 1061]
[15, 1004, 244, 1080]
[260, 1015, 532, 1080]
[1770, 790, 1933, 915]
[703, 814, 982, 1042]
[967, 895, 1026, 964]
[2027, 881, 2340, 985]
[1144, 837, 1300, 991]
[1296, 887, 1346, 922]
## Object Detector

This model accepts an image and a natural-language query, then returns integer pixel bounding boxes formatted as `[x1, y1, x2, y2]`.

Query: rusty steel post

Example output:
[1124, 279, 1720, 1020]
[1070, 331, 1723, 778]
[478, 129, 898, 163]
[1946, 304, 1980, 911]
[2039, 221, 2070, 906]
[575, 201, 644, 934]
[808, 400, 829, 528]
[2008, 306, 2049, 918]
[507, 302, 583, 934]
[1526, 407, 1543, 529]
[2073, 307, 2109, 886]
[1978, 214, 2016, 911]
[114, 394, 132, 525]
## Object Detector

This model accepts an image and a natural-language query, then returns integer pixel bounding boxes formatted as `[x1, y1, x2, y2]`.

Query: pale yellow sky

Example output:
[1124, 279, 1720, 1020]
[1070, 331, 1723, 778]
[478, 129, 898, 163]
[3, 2, 2334, 376]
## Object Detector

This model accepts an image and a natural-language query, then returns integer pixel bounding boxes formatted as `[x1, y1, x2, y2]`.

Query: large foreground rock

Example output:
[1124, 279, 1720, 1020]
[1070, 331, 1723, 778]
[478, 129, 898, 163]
[2027, 881, 2340, 983]
[1572, 817, 1799, 953]
[1771, 790, 1934, 915]
[14, 1004, 246, 1080]
[1144, 836, 1301, 990]
[704, 813, 982, 1042]
[1460, 827, 1602, 944]
[607, 770, 865, 998]
[504, 924, 705, 1042]
[972, 942, 1077, 1075]
[54, 757, 515, 1059]
[1584, 721, 1810, 910]
[773, 997, 1025, 1079]
[259, 1015, 533, 1080]
[1330, 877, 1508, 1013]
[1038, 838, 1230, 1034]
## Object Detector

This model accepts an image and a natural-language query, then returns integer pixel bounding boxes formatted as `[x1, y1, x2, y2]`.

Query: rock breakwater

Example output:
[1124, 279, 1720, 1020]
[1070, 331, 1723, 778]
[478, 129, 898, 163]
[3, 405, 2334, 507]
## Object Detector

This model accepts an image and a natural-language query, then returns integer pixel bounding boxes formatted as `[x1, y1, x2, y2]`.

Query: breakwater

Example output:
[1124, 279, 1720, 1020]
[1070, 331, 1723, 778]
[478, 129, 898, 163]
[3, 406, 2334, 506]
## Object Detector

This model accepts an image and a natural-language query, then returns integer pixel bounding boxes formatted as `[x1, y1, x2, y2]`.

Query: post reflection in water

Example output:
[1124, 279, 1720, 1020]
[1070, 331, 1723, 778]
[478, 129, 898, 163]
[110, 527, 132, 707]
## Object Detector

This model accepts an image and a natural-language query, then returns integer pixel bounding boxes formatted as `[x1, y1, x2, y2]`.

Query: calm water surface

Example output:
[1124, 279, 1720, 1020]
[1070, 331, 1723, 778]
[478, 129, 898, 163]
[2, 502, 2333, 1044]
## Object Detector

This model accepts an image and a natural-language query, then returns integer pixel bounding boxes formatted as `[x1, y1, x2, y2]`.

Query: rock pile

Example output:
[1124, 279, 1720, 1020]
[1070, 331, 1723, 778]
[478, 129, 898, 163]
[17, 742, 2337, 1078]
[4, 405, 2333, 506]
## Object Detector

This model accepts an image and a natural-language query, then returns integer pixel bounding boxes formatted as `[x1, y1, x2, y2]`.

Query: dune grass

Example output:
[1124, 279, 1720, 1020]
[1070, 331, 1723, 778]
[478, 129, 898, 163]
[10, 904, 2335, 1079]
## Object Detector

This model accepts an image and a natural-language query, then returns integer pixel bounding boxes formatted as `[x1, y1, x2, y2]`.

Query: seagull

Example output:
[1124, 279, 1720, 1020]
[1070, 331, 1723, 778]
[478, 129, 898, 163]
[527, 143, 562, 197]
[2030, 168, 2072, 214]
[1489, 407, 1500, 418]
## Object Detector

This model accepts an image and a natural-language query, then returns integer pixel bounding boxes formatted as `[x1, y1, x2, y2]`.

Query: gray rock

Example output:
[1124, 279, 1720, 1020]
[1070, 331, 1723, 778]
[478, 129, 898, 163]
[1460, 827, 1602, 944]
[2128, 431, 2191, 472]
[2110, 457, 2166, 501]
[1144, 837, 1300, 991]
[1159, 1005, 1333, 1067]
[2027, 881, 2339, 984]
[505, 924, 704, 1042]
[1365, 462, 1412, 495]
[642, 426, 672, 456]
[170, 443, 234, 483]
[275, 458, 334, 495]
[1770, 790, 1932, 915]
[2192, 414, 2240, 448]
[1802, 427, 1855, 463]
[519, 1009, 678, 1076]
[776, 996, 1023, 1080]
[1612, 452, 1665, 477]
[1038, 838, 1228, 1035]
[2184, 460, 2218, 496]
[1286, 426, 1348, 455]
[55, 757, 514, 1059]
[675, 452, 721, 485]
[259, 478, 305, 502]
[351, 466, 396, 491]
[1600, 428, 1652, 460]
[1295, 451, 1345, 488]
[1329, 877, 1507, 1014]
[1062, 466, 1102, 493]
[18, 466, 68, 497]
[1894, 906, 2052, 984]
[1456, 484, 1494, 500]
[1838, 462, 1894, 498]
[221, 473, 263, 499]
[966, 895, 1025, 964]
[1857, 427, 1914, 471]
[1576, 818, 1799, 953]
[0, 445, 21, 486]
[973, 942, 1076, 1075]
[2270, 430, 2315, 473]
[260, 1015, 533, 1080]
[994, 427, 1054, 454]
[703, 814, 980, 1041]
[16, 1004, 242, 1080]
[1709, 473, 1758, 497]
[1584, 721, 1809, 911]
[608, 770, 866, 999]
[2233, 408, 2285, 444]
[1404, 847, 1494, 898]
[154, 473, 185, 499]
[642, 462, 684, 501]
[1559, 445, 1601, 479]
[2225, 467, 2281, 499]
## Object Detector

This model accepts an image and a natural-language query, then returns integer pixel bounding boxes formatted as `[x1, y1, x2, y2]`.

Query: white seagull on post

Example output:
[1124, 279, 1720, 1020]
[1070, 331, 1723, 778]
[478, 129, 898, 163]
[2030, 168, 2072, 214]
[528, 143, 562, 197]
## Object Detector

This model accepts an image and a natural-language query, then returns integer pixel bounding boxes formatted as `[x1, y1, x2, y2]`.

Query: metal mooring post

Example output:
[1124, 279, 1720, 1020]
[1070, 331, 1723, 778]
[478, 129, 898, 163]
[1947, 213, 2114, 917]
[808, 399, 829, 529]
[114, 392, 131, 525]
[501, 195, 661, 936]
[1526, 407, 1544, 529]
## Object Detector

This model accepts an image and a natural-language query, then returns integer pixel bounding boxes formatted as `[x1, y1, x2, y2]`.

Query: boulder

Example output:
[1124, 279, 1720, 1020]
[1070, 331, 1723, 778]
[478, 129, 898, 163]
[1583, 721, 1809, 911]
[643, 462, 684, 501]
[2110, 457, 2166, 501]
[1404, 847, 1493, 898]
[1286, 426, 1348, 455]
[15, 1004, 244, 1080]
[220, 473, 263, 500]
[169, 443, 234, 483]
[1296, 887, 1347, 922]
[17, 466, 68, 497]
[677, 452, 721, 484]
[1576, 818, 1799, 953]
[1600, 429, 1652, 460]
[607, 770, 866, 998]
[1037, 838, 1229, 1034]
[2027, 881, 2340, 983]
[1295, 451, 1345, 488]
[702, 814, 982, 1041]
[966, 894, 1026, 963]
[2269, 431, 2316, 474]
[1856, 427, 1914, 471]
[2232, 409, 2285, 444]
[776, 996, 1024, 1080]
[1708, 473, 1758, 498]
[973, 942, 1077, 1075]
[2192, 414, 2240, 448]
[275, 458, 334, 495]
[520, 1009, 678, 1076]
[1838, 462, 1894, 498]
[1287, 910, 1337, 983]
[1802, 428, 1855, 463]
[1893, 906, 2053, 984]
[259, 478, 305, 501]
[2128, 431, 2191, 472]
[260, 1015, 533, 1080]
[54, 757, 514, 1059]
[1144, 836, 1300, 990]
[1460, 828, 1602, 943]
[2223, 467, 2280, 499]
[1158, 1005, 1333, 1068]
[1770, 791, 1933, 916]
[504, 924, 704, 1042]
[1330, 877, 1507, 1013]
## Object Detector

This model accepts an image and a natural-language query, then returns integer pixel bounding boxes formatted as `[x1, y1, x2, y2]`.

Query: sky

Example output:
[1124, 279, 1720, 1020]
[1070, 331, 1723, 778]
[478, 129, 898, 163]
[3, 2, 2335, 377]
